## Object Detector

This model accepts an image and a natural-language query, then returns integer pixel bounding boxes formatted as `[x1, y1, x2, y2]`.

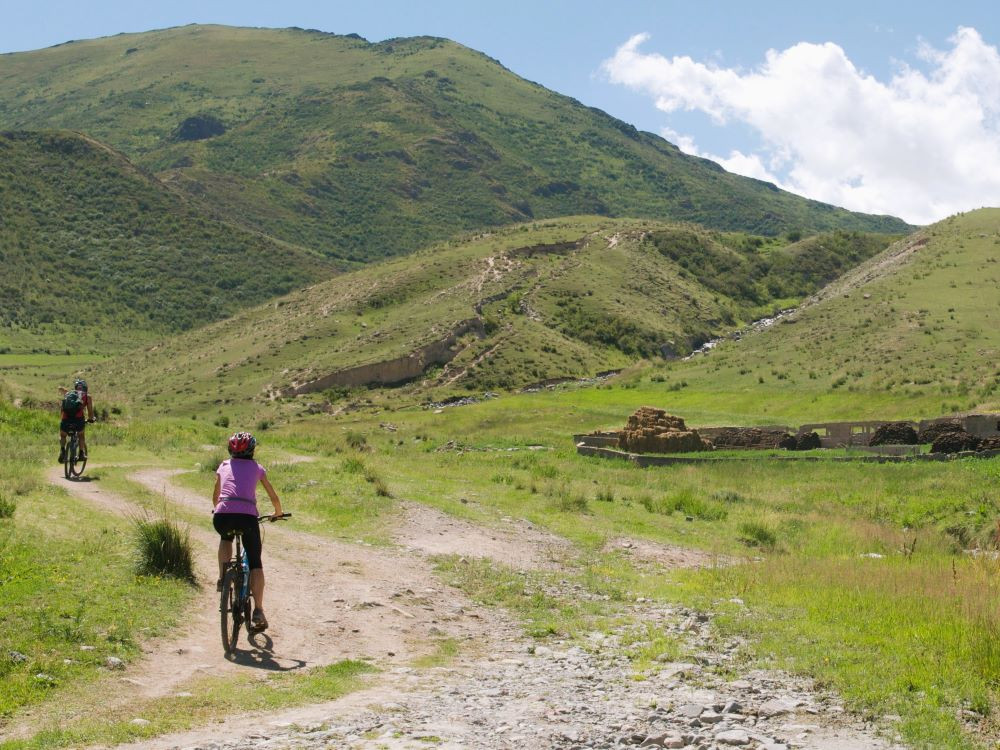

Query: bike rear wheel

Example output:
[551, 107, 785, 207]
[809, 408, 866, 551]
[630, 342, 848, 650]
[220, 567, 243, 655]
[64, 435, 77, 480]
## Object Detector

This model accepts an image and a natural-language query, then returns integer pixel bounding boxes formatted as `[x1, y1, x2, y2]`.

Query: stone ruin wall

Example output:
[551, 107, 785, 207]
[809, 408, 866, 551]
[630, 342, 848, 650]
[581, 410, 1000, 455]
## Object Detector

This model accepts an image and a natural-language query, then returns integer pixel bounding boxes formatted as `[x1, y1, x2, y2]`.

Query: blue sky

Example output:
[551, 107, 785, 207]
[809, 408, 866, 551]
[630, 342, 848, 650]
[3, 0, 1000, 222]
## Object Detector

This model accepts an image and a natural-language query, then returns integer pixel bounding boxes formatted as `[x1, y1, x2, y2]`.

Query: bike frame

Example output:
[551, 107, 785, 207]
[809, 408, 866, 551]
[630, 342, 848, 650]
[219, 513, 290, 655]
[235, 536, 250, 605]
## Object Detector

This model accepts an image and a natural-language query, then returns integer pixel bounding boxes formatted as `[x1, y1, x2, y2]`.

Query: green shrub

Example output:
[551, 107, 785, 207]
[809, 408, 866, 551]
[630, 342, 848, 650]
[532, 464, 559, 479]
[712, 490, 747, 504]
[595, 487, 615, 502]
[642, 489, 728, 521]
[361, 466, 392, 497]
[342, 457, 366, 474]
[345, 431, 368, 450]
[738, 520, 779, 549]
[133, 517, 196, 582]
[213, 415, 230, 428]
[553, 488, 589, 513]
[0, 494, 15, 519]
[201, 451, 227, 472]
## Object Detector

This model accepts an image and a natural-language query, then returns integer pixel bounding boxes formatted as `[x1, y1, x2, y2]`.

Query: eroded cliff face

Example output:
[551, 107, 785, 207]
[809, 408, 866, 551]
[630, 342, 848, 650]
[282, 318, 485, 395]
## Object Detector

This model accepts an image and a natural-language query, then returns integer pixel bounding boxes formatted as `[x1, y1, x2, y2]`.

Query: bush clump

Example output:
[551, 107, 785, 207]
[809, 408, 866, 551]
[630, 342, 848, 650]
[738, 520, 778, 549]
[134, 517, 196, 582]
[201, 450, 227, 472]
[0, 493, 15, 519]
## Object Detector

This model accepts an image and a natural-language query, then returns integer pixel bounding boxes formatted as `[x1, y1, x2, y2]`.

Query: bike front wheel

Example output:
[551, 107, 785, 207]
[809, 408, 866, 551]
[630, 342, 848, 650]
[72, 447, 87, 478]
[64, 436, 77, 480]
[220, 568, 243, 655]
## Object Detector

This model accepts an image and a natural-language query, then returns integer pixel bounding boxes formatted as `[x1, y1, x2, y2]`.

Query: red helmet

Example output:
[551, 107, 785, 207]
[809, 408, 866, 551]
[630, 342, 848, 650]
[227, 431, 256, 458]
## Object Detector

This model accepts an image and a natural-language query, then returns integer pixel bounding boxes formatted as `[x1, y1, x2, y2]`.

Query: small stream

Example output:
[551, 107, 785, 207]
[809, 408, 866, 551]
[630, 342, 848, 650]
[683, 307, 796, 360]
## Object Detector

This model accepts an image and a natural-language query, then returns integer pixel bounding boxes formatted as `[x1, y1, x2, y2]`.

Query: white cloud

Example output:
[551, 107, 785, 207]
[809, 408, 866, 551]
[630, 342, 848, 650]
[602, 28, 1000, 224]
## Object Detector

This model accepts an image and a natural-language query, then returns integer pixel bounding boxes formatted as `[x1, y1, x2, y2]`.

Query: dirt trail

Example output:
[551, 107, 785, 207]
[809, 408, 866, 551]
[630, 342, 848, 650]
[25, 465, 909, 750]
[393, 501, 569, 571]
[27, 466, 498, 717]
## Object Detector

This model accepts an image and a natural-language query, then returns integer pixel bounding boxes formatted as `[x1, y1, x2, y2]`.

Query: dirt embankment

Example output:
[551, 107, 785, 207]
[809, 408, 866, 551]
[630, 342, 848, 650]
[282, 318, 485, 395]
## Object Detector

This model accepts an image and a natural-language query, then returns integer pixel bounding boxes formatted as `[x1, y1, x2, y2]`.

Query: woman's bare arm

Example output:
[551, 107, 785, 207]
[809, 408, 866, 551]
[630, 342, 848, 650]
[260, 475, 284, 517]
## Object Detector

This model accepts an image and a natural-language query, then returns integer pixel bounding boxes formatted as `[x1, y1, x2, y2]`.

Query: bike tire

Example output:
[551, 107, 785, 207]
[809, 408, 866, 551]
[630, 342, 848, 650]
[64, 436, 77, 480]
[220, 568, 242, 655]
[73, 447, 87, 477]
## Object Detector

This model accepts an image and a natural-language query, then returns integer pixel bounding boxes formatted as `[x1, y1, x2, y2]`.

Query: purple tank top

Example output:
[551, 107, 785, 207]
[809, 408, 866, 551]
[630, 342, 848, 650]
[215, 458, 266, 516]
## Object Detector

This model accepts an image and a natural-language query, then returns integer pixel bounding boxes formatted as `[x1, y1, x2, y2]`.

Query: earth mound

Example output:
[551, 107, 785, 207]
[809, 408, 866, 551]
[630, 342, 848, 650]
[931, 430, 980, 454]
[618, 407, 712, 454]
[869, 422, 919, 446]
[918, 419, 963, 444]
[790, 431, 822, 451]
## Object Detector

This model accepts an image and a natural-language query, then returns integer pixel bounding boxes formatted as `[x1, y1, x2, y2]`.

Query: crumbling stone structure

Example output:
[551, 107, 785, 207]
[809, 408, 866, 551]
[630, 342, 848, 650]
[617, 407, 712, 454]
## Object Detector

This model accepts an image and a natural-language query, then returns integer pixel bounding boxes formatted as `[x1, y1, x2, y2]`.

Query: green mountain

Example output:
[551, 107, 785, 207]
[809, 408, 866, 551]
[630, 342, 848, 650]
[640, 208, 1000, 421]
[0, 130, 337, 350]
[89, 216, 895, 417]
[0, 25, 909, 265]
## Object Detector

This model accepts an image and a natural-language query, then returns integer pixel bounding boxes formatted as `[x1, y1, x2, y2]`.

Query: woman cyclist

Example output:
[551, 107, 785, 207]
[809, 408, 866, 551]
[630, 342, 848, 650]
[212, 431, 284, 631]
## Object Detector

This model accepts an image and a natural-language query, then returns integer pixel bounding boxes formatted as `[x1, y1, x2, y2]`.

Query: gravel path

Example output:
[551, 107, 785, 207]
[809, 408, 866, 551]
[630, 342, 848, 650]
[127, 602, 902, 750]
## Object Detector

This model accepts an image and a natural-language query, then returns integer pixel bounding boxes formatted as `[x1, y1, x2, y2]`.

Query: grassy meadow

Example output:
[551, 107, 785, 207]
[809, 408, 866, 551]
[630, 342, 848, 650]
[3, 372, 1000, 747]
[0, 405, 378, 749]
[278, 396, 1000, 749]
[4, 212, 1000, 747]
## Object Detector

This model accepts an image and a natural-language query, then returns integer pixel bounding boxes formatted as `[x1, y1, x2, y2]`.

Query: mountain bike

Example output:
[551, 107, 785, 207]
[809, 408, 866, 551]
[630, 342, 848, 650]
[63, 420, 94, 480]
[220, 513, 291, 655]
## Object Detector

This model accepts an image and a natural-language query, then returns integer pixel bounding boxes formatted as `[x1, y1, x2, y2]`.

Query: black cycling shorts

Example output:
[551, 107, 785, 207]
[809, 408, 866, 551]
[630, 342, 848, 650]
[213, 513, 263, 570]
[61, 417, 86, 433]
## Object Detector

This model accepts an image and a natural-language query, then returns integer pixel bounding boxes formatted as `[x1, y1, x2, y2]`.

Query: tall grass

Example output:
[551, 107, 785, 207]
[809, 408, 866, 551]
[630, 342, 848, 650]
[133, 516, 196, 582]
[200, 451, 227, 473]
[641, 489, 728, 521]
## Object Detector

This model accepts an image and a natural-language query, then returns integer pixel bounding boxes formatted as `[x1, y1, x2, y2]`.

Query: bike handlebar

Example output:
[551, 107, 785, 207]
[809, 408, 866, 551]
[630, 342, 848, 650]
[260, 513, 292, 523]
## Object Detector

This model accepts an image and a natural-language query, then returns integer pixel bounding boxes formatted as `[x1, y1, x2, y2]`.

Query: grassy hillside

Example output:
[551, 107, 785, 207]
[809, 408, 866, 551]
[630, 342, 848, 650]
[630, 207, 1000, 423]
[0, 25, 909, 264]
[73, 217, 894, 418]
[0, 130, 338, 351]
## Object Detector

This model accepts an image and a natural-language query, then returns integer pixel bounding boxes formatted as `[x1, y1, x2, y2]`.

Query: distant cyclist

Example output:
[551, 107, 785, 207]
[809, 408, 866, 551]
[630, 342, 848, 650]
[58, 379, 95, 463]
[212, 432, 284, 632]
